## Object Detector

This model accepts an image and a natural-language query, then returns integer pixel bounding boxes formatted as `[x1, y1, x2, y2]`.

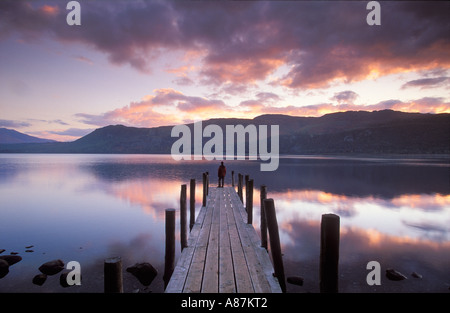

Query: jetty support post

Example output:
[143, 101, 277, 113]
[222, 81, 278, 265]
[202, 172, 207, 207]
[263, 198, 286, 293]
[104, 257, 123, 293]
[320, 213, 340, 293]
[237, 173, 243, 203]
[231, 170, 235, 187]
[244, 175, 249, 209]
[180, 184, 188, 251]
[206, 171, 209, 195]
[189, 178, 195, 231]
[260, 185, 268, 250]
[246, 179, 254, 224]
[163, 208, 176, 289]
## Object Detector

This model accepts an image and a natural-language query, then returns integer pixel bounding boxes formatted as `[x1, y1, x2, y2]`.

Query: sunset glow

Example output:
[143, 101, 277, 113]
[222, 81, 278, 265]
[0, 0, 449, 141]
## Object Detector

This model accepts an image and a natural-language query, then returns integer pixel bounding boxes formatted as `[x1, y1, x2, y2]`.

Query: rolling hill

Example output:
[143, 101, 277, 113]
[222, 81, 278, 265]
[0, 110, 448, 155]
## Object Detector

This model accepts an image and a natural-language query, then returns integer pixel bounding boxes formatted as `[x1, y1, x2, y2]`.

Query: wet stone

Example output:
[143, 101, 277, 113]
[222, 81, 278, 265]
[39, 259, 65, 275]
[126, 262, 158, 286]
[32, 274, 47, 286]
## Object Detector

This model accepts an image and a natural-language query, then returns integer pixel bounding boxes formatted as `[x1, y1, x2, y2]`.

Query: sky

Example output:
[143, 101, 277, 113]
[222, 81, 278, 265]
[0, 0, 449, 142]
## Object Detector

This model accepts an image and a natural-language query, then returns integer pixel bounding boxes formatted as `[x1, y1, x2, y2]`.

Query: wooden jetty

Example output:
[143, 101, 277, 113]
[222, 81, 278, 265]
[165, 185, 283, 293]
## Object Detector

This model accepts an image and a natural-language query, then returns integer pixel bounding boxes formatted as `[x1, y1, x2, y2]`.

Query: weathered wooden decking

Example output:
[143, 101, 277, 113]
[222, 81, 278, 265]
[165, 186, 282, 293]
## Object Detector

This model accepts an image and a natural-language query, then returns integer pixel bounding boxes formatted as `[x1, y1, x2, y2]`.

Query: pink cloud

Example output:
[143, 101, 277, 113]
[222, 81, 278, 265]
[2, 1, 449, 90]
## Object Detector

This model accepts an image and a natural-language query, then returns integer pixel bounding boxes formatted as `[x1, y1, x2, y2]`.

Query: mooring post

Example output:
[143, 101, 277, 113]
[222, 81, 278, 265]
[244, 174, 249, 208]
[104, 257, 123, 293]
[206, 171, 209, 195]
[189, 178, 195, 231]
[164, 208, 176, 289]
[320, 213, 340, 293]
[260, 185, 268, 250]
[180, 184, 187, 251]
[263, 198, 286, 293]
[231, 170, 235, 187]
[202, 172, 207, 207]
[238, 173, 243, 203]
[246, 179, 254, 224]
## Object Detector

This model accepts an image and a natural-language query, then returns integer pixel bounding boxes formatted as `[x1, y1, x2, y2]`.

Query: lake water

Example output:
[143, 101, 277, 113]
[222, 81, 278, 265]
[0, 154, 449, 293]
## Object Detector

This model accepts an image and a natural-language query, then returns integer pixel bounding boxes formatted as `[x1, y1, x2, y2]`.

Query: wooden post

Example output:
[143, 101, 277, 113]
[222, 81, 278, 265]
[263, 199, 286, 293]
[231, 170, 235, 187]
[180, 184, 187, 251]
[189, 178, 195, 231]
[260, 185, 268, 250]
[320, 213, 340, 293]
[104, 257, 123, 293]
[202, 172, 207, 207]
[237, 173, 243, 203]
[246, 179, 254, 224]
[164, 209, 176, 289]
[206, 172, 209, 195]
[244, 174, 249, 208]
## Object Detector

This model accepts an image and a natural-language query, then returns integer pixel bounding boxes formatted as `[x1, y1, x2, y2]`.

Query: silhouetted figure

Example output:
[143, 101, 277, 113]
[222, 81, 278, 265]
[218, 161, 226, 188]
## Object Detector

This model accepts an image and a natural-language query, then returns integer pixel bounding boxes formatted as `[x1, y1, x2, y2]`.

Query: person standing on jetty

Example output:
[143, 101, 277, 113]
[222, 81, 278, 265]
[218, 161, 226, 188]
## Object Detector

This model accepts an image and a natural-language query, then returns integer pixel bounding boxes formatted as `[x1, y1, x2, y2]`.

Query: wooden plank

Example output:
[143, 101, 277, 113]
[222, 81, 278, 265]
[219, 190, 236, 293]
[166, 186, 282, 293]
[165, 203, 208, 293]
[229, 196, 271, 293]
[229, 187, 283, 293]
[226, 196, 254, 293]
[201, 190, 220, 292]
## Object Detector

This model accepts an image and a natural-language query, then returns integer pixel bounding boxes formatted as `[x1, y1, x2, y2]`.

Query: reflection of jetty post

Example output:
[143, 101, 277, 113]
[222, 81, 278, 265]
[104, 257, 123, 293]
[320, 213, 340, 293]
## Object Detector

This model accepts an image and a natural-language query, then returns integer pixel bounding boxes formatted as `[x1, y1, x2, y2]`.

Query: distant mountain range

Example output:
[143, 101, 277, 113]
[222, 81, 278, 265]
[0, 128, 56, 144]
[0, 110, 449, 155]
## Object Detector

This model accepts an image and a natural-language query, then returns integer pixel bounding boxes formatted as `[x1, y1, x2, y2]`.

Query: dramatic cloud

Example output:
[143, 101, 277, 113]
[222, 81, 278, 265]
[1, 1, 449, 90]
[75, 88, 233, 127]
[74, 87, 450, 130]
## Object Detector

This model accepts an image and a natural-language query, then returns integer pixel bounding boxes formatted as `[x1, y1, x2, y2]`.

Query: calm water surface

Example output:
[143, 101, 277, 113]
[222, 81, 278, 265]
[0, 154, 449, 293]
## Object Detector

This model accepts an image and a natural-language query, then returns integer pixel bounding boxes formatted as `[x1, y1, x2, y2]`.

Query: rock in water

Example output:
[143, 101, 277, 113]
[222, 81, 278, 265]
[39, 259, 65, 275]
[0, 255, 22, 266]
[287, 276, 304, 286]
[32, 274, 47, 286]
[0, 259, 9, 279]
[126, 263, 158, 286]
[386, 268, 407, 281]
[411, 271, 422, 279]
[60, 272, 70, 288]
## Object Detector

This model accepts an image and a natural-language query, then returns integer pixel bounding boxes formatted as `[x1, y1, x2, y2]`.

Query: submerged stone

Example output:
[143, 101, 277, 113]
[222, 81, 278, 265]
[0, 255, 22, 266]
[386, 268, 407, 281]
[0, 259, 9, 279]
[32, 273, 47, 286]
[287, 276, 304, 286]
[39, 259, 65, 275]
[126, 262, 158, 286]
